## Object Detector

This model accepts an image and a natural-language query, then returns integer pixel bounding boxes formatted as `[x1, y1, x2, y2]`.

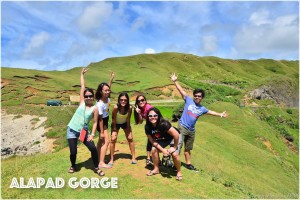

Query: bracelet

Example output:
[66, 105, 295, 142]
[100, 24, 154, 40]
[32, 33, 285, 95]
[220, 113, 223, 118]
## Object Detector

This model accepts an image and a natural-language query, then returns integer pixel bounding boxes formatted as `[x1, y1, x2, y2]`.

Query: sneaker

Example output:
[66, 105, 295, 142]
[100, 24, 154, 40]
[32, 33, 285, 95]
[146, 158, 153, 166]
[186, 164, 199, 172]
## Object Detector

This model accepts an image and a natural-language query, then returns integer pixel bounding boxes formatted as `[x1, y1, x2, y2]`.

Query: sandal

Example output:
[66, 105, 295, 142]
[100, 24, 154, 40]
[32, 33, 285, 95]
[146, 170, 160, 176]
[146, 159, 153, 166]
[176, 175, 183, 181]
[68, 166, 76, 173]
[94, 168, 105, 176]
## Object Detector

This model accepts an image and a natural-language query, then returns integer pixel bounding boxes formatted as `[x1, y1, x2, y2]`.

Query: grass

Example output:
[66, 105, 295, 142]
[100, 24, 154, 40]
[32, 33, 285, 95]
[1, 52, 299, 198]
[1, 102, 298, 199]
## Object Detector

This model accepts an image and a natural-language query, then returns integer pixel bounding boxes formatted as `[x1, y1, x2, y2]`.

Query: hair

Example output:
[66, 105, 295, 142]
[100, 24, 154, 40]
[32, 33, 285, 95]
[157, 118, 172, 133]
[145, 107, 163, 128]
[193, 89, 205, 98]
[134, 94, 147, 124]
[145, 107, 172, 133]
[95, 82, 110, 101]
[117, 92, 130, 113]
[84, 88, 95, 97]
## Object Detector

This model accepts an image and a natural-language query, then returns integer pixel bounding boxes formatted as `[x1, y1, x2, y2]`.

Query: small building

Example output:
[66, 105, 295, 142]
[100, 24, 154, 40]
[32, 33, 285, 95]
[69, 95, 80, 105]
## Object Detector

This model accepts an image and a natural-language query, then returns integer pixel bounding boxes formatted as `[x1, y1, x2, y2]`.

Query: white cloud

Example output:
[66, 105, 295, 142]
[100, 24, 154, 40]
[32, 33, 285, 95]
[77, 2, 113, 34]
[23, 31, 50, 58]
[145, 48, 156, 54]
[234, 13, 298, 56]
[202, 35, 218, 54]
[249, 10, 272, 26]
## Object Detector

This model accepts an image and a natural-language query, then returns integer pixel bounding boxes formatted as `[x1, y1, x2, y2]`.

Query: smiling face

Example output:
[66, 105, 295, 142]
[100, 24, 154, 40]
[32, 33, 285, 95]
[84, 91, 94, 106]
[193, 92, 203, 105]
[137, 96, 146, 108]
[102, 85, 110, 98]
[119, 95, 128, 107]
[148, 110, 158, 126]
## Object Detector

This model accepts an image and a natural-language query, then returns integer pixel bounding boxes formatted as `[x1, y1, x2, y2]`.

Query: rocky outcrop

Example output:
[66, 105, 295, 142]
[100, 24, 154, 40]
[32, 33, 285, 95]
[1, 113, 54, 158]
[249, 79, 299, 108]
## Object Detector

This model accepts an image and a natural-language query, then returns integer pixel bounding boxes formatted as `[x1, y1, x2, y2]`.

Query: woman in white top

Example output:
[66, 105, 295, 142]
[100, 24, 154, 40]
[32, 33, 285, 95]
[95, 72, 114, 169]
[108, 92, 137, 166]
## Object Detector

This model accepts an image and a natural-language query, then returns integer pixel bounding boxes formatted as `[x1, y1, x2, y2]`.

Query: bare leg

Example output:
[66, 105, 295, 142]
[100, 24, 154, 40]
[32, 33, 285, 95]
[125, 128, 137, 162]
[109, 130, 118, 165]
[184, 150, 191, 165]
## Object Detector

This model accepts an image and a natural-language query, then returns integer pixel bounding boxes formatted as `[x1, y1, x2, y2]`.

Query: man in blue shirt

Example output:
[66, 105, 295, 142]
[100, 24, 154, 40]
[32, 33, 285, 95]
[170, 73, 228, 171]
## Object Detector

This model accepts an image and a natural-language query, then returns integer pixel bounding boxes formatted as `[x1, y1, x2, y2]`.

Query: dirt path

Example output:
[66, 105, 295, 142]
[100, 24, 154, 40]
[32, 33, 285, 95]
[1, 111, 54, 158]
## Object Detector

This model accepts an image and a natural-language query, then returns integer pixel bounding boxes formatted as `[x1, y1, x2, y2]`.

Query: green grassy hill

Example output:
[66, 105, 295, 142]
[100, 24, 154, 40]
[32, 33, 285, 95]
[1, 52, 299, 106]
[1, 52, 299, 198]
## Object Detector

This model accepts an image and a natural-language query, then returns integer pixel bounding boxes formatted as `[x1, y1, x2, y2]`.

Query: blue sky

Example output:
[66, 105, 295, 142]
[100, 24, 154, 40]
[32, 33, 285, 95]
[1, 1, 299, 71]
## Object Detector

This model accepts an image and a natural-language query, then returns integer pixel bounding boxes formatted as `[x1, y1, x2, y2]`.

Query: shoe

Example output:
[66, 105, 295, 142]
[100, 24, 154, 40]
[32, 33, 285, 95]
[186, 164, 199, 172]
[68, 166, 76, 173]
[146, 159, 153, 166]
[131, 160, 137, 164]
[107, 162, 113, 167]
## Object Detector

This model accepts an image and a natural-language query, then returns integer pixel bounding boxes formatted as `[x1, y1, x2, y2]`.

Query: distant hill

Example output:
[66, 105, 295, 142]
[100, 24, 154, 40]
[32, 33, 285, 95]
[1, 52, 299, 107]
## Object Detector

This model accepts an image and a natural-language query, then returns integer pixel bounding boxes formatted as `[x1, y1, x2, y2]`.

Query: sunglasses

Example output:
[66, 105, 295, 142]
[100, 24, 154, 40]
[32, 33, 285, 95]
[194, 95, 202, 98]
[148, 114, 158, 118]
[84, 95, 94, 99]
[137, 99, 145, 103]
[120, 99, 127, 102]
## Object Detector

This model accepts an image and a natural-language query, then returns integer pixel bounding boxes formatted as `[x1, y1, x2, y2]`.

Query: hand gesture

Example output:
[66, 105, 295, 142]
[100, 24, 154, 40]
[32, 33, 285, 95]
[221, 111, 229, 118]
[82, 67, 89, 75]
[134, 105, 141, 114]
[170, 73, 177, 82]
[111, 71, 115, 79]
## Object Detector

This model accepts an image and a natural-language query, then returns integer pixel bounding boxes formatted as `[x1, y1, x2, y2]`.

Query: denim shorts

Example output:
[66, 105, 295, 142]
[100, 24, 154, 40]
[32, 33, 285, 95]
[66, 126, 80, 139]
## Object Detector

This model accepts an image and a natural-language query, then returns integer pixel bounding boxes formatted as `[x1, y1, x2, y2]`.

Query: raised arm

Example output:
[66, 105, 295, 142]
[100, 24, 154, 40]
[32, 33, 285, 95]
[108, 72, 115, 88]
[80, 67, 89, 104]
[170, 73, 187, 100]
[207, 110, 229, 118]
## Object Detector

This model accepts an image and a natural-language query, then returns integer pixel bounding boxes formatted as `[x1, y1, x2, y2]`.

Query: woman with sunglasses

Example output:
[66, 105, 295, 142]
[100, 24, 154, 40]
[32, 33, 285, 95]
[95, 72, 115, 169]
[66, 68, 104, 176]
[144, 107, 183, 181]
[133, 95, 154, 166]
[108, 92, 137, 166]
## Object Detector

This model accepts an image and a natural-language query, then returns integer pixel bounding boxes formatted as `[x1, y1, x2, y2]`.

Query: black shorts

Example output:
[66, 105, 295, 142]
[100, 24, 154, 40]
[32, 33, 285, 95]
[111, 122, 128, 132]
[97, 116, 109, 132]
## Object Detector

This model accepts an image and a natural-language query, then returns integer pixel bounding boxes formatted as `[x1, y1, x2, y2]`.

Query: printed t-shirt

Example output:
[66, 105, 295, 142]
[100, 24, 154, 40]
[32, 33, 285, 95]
[179, 96, 208, 131]
[97, 98, 110, 118]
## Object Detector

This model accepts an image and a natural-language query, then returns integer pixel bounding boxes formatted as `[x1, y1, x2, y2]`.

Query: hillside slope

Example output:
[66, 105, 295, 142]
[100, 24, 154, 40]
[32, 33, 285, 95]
[1, 103, 298, 199]
[1, 52, 298, 107]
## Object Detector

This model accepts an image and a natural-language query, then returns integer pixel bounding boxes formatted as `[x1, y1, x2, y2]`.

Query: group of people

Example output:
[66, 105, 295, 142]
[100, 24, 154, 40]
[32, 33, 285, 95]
[66, 68, 228, 181]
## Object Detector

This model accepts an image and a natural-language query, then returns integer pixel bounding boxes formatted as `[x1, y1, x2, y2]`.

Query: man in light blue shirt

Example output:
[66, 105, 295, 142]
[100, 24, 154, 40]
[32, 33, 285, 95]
[171, 73, 228, 172]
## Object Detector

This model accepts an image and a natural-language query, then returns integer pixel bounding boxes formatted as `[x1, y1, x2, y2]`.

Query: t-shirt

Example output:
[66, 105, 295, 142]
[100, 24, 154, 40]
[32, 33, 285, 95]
[68, 103, 95, 132]
[145, 124, 173, 141]
[141, 103, 153, 119]
[179, 96, 208, 131]
[97, 98, 110, 118]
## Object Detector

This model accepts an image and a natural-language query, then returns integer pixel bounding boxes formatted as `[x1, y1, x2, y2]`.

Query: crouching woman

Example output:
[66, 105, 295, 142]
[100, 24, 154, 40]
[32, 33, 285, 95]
[144, 107, 183, 181]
